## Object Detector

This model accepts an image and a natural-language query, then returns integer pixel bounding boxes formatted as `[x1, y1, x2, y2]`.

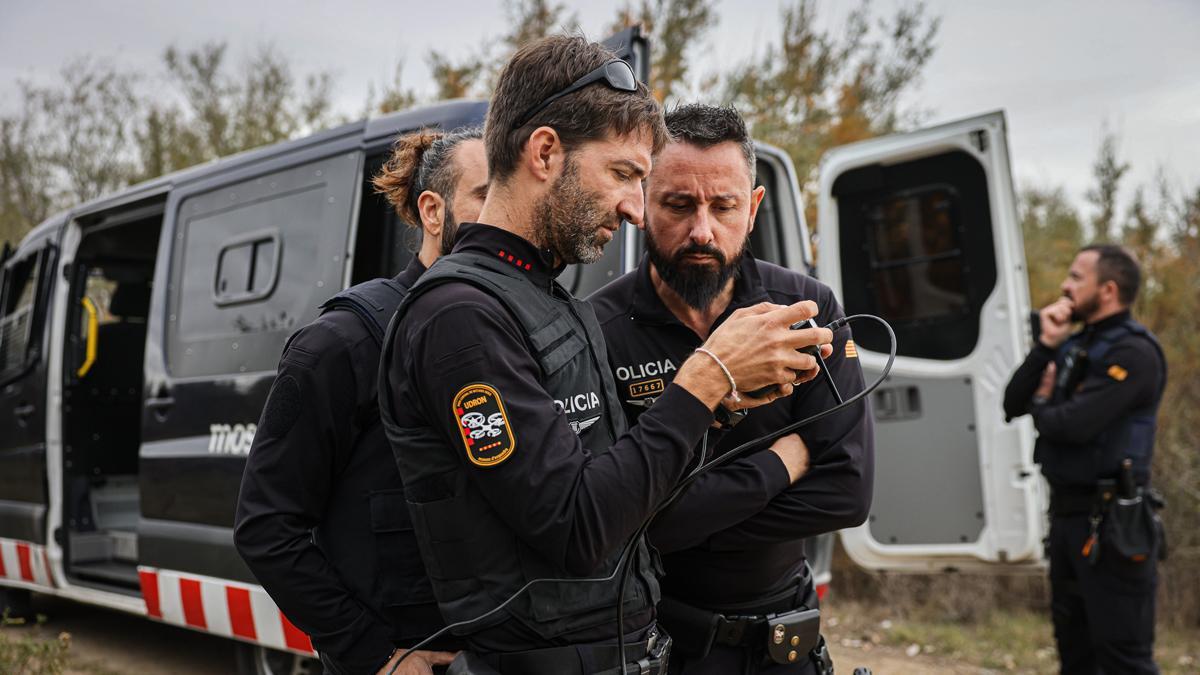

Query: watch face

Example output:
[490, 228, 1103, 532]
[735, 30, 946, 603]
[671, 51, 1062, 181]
[714, 404, 749, 429]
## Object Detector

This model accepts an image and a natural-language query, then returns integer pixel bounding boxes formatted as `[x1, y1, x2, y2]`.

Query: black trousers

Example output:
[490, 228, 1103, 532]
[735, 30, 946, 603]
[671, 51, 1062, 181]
[1048, 514, 1159, 674]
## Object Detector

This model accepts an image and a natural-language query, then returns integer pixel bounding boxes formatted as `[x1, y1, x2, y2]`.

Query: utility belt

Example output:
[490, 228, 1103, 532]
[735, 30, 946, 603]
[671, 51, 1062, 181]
[447, 629, 670, 675]
[657, 570, 831, 673]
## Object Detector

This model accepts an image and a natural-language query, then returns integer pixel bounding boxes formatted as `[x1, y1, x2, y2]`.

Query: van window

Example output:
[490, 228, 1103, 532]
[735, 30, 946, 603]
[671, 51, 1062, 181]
[832, 151, 998, 360]
[167, 152, 360, 377]
[749, 158, 785, 266]
[0, 251, 43, 377]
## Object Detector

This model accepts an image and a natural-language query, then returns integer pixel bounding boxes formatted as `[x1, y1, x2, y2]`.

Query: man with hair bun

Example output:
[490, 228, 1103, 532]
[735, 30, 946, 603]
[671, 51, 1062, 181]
[235, 127, 486, 675]
[1004, 243, 1167, 674]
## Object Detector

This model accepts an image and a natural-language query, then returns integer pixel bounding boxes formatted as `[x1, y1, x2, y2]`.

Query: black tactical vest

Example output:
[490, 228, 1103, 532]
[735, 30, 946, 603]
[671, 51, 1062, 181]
[377, 252, 660, 645]
[1036, 318, 1166, 488]
[313, 276, 452, 647]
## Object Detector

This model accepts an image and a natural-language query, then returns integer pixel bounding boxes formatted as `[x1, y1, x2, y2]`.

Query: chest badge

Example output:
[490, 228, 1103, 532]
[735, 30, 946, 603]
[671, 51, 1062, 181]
[569, 415, 601, 434]
[453, 383, 516, 467]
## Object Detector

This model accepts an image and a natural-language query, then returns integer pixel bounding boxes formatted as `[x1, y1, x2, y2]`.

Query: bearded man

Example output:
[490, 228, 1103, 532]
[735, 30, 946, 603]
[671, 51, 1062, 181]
[377, 39, 834, 675]
[590, 104, 874, 675]
[1004, 244, 1166, 675]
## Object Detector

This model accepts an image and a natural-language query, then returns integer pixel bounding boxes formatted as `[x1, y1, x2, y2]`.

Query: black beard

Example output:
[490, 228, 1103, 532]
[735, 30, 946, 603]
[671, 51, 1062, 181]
[533, 157, 617, 265]
[646, 226, 745, 311]
[1070, 293, 1099, 323]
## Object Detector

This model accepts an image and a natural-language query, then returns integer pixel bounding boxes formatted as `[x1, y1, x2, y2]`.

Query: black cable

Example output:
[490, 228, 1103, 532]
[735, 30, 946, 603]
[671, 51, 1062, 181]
[391, 314, 895, 674]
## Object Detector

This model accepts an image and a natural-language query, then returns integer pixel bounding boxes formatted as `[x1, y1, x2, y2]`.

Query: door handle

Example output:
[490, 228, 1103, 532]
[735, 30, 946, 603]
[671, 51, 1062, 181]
[14, 403, 35, 417]
[145, 392, 175, 420]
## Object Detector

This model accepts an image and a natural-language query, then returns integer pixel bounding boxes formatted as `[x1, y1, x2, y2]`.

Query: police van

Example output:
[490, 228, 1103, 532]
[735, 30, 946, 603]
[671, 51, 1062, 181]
[0, 28, 1040, 673]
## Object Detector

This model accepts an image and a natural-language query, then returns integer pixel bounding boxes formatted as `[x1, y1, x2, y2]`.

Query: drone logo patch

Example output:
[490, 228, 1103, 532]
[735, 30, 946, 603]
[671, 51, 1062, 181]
[453, 383, 515, 467]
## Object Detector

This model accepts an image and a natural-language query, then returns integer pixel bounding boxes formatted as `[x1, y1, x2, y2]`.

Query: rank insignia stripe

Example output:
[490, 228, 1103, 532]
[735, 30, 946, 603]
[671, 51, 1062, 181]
[1107, 364, 1128, 381]
[845, 339, 859, 359]
[453, 383, 516, 467]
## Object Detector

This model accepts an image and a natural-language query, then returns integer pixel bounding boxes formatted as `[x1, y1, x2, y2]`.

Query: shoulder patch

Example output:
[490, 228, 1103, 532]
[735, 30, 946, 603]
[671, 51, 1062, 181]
[453, 383, 516, 467]
[845, 339, 859, 359]
[1107, 364, 1129, 382]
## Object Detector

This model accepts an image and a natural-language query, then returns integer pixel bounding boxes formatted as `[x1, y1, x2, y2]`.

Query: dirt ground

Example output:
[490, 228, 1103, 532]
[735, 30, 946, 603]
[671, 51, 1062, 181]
[5, 593, 1198, 674]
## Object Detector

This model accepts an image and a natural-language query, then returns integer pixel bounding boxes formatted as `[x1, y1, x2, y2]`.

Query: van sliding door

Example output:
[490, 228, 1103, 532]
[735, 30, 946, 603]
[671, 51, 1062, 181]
[139, 148, 362, 583]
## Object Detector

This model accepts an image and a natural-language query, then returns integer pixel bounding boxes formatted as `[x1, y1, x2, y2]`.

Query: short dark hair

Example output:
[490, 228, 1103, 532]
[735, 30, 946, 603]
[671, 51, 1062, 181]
[1081, 243, 1141, 305]
[484, 34, 666, 182]
[664, 103, 756, 184]
[373, 126, 483, 225]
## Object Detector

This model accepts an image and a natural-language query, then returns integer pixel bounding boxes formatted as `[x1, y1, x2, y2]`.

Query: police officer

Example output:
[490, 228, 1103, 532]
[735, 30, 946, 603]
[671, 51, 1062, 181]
[378, 36, 833, 675]
[590, 104, 873, 674]
[234, 127, 487, 675]
[1003, 244, 1166, 674]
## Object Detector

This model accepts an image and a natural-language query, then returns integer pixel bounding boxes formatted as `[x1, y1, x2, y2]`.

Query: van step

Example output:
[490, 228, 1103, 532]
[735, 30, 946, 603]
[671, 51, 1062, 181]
[70, 560, 140, 590]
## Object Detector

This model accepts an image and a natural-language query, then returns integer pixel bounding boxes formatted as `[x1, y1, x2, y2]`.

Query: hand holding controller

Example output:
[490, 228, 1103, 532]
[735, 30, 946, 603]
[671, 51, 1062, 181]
[744, 318, 840, 402]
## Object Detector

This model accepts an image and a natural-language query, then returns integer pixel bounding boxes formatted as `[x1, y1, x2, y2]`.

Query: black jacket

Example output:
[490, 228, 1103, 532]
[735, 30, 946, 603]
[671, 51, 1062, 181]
[380, 224, 715, 652]
[235, 260, 443, 674]
[590, 254, 875, 608]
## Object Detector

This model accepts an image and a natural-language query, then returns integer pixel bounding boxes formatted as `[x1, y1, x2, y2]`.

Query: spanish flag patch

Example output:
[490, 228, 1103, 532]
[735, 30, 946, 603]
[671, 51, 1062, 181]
[1107, 364, 1128, 382]
[845, 339, 859, 359]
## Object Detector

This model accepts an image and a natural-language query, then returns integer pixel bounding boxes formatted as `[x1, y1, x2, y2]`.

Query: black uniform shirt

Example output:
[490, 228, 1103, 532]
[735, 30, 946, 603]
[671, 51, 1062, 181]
[1003, 309, 1164, 445]
[235, 260, 427, 674]
[386, 224, 715, 649]
[590, 254, 875, 608]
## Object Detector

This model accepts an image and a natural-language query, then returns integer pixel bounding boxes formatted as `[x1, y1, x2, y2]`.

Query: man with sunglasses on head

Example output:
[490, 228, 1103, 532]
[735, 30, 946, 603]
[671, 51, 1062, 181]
[590, 104, 873, 674]
[378, 35, 834, 675]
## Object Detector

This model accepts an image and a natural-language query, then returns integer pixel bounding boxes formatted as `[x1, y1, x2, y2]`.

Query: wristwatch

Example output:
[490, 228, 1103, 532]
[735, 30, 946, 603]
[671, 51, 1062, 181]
[713, 403, 748, 430]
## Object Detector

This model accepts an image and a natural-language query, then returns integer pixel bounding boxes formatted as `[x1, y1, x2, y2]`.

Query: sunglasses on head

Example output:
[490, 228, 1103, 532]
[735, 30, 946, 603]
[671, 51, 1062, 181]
[511, 58, 638, 130]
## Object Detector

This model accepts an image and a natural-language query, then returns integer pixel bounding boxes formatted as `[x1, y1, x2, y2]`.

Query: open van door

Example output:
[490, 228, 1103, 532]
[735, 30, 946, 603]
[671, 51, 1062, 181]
[816, 111, 1044, 572]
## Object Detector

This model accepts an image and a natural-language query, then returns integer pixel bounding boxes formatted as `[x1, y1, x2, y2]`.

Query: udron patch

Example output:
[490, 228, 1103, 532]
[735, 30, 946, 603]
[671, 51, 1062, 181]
[453, 383, 516, 467]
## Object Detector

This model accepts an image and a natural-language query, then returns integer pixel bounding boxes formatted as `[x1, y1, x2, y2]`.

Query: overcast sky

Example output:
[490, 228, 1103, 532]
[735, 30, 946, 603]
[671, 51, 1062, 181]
[2, 0, 1197, 218]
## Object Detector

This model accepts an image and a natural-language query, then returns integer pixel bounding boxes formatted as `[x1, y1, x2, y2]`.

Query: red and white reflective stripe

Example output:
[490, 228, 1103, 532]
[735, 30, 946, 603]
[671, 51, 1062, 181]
[138, 567, 315, 656]
[0, 537, 55, 589]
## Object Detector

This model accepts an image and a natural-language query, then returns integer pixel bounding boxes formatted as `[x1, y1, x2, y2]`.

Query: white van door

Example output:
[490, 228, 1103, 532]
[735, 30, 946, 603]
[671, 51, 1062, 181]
[816, 111, 1044, 572]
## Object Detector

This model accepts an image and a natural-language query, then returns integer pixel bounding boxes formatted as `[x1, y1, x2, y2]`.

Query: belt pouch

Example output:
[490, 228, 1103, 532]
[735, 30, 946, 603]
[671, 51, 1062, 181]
[1103, 490, 1159, 562]
[764, 607, 820, 666]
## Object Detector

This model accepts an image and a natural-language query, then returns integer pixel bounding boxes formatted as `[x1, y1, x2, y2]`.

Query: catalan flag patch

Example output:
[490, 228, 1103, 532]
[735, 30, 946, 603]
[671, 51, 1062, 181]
[1107, 364, 1128, 382]
[845, 339, 859, 359]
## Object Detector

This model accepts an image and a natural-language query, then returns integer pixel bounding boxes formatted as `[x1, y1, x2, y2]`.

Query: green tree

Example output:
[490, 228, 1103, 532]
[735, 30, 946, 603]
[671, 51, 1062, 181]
[157, 43, 335, 169]
[363, 61, 418, 117]
[723, 0, 939, 226]
[502, 0, 576, 53]
[1018, 185, 1084, 308]
[1084, 130, 1129, 242]
[609, 0, 718, 103]
[427, 52, 485, 100]
[1, 59, 142, 246]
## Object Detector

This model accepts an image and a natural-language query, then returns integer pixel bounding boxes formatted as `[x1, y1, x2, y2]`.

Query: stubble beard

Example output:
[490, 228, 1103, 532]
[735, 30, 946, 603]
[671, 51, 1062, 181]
[533, 157, 617, 265]
[1070, 292, 1100, 323]
[439, 201, 459, 255]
